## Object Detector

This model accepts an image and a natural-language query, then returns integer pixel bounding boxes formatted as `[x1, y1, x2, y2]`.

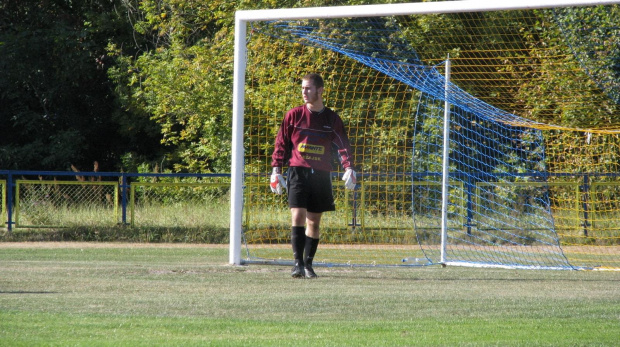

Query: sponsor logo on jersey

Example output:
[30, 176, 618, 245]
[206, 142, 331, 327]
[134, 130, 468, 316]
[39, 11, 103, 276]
[298, 142, 324, 155]
[302, 155, 322, 161]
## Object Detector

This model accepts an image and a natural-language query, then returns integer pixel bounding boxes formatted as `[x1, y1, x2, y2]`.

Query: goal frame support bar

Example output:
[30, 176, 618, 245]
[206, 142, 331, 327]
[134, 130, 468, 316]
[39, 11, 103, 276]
[229, 0, 620, 265]
[440, 56, 451, 265]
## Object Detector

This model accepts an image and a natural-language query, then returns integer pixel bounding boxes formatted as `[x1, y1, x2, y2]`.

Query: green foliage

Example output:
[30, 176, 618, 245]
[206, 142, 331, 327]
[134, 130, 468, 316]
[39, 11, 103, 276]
[0, 0, 163, 171]
[3, 0, 619, 174]
[109, 0, 241, 173]
[515, 23, 616, 127]
[553, 6, 620, 106]
[108, 0, 437, 174]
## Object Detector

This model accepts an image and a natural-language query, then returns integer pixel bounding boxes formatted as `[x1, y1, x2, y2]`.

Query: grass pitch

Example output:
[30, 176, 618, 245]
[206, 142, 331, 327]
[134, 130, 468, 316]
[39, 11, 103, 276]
[0, 242, 619, 346]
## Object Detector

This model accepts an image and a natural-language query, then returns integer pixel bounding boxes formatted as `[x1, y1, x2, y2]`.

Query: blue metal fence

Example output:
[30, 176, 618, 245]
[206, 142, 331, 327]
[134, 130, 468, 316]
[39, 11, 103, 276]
[3, 170, 620, 235]
[0, 170, 230, 231]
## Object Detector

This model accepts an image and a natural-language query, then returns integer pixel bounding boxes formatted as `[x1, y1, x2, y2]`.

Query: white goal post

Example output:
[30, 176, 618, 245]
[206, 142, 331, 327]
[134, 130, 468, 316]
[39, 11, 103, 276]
[230, 0, 620, 266]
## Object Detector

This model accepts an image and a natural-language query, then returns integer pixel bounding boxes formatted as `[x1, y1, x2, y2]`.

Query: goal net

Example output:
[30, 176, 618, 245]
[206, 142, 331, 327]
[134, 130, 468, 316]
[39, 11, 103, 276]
[230, 0, 620, 270]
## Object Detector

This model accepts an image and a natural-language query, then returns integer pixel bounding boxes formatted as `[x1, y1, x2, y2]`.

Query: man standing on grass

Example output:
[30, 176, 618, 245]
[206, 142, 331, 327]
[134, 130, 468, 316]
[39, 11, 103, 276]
[270, 73, 357, 279]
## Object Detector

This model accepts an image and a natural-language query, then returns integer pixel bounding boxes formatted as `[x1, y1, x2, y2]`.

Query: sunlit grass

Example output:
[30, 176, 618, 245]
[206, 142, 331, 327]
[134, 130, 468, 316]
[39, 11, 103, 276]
[0, 244, 619, 346]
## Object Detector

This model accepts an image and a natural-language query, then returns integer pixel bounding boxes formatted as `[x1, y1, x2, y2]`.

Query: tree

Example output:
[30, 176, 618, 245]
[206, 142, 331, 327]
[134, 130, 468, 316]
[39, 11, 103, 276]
[109, 0, 240, 172]
[0, 0, 164, 171]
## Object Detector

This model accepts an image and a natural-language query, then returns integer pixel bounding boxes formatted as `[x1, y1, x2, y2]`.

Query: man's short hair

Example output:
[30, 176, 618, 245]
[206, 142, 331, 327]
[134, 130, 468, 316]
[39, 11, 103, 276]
[302, 73, 324, 89]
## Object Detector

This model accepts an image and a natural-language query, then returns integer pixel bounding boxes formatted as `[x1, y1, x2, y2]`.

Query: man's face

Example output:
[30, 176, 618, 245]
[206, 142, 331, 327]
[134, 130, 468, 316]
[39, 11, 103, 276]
[302, 79, 322, 104]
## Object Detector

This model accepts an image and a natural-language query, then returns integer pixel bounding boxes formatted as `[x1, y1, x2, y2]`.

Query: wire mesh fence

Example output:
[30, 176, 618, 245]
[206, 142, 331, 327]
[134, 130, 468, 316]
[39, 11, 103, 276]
[129, 180, 230, 229]
[15, 180, 119, 228]
[0, 171, 230, 232]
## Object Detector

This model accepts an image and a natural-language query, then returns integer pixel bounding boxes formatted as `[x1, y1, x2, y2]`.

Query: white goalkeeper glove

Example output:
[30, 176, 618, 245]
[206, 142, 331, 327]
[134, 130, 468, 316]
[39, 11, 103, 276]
[342, 168, 357, 190]
[270, 168, 286, 195]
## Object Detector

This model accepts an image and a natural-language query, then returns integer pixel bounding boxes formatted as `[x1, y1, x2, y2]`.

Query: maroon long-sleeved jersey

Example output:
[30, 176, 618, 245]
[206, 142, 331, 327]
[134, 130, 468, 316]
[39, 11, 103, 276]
[271, 105, 354, 172]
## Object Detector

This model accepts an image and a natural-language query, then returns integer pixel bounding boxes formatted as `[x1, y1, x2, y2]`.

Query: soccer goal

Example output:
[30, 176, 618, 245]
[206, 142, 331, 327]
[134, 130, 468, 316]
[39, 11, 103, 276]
[230, 0, 620, 270]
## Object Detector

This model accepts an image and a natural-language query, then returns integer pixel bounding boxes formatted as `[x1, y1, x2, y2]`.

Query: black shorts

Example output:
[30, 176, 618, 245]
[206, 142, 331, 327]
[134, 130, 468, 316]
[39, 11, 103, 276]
[287, 167, 335, 213]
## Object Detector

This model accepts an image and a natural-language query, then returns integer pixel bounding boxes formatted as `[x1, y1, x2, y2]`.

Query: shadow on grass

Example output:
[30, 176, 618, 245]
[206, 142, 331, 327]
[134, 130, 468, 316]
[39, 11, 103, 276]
[0, 225, 229, 244]
[0, 291, 59, 294]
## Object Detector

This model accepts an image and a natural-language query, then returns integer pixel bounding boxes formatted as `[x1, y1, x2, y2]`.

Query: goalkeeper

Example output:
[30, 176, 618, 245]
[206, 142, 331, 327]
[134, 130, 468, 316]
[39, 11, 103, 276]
[270, 73, 357, 279]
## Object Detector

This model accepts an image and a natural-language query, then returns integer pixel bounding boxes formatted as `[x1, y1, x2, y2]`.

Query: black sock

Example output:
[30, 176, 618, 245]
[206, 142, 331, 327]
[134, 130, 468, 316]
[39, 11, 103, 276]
[291, 226, 306, 266]
[304, 237, 320, 268]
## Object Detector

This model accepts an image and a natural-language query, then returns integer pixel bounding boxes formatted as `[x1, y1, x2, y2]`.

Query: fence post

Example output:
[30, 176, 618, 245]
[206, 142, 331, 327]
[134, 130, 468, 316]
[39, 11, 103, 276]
[121, 173, 128, 225]
[6, 173, 13, 232]
[582, 174, 590, 237]
[466, 175, 473, 235]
